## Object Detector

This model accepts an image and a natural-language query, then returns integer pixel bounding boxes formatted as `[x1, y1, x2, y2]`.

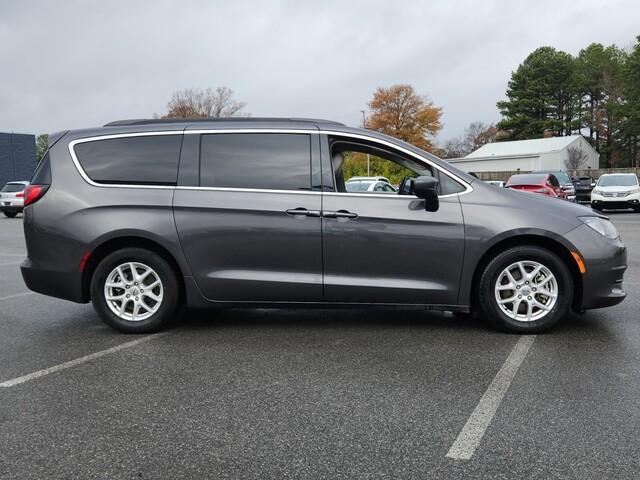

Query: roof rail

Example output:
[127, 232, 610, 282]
[103, 117, 345, 127]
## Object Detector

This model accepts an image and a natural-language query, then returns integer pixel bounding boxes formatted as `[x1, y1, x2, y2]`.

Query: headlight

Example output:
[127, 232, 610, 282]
[591, 189, 602, 195]
[579, 216, 619, 239]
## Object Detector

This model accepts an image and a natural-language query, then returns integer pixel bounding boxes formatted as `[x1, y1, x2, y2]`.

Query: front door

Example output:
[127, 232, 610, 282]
[321, 134, 466, 305]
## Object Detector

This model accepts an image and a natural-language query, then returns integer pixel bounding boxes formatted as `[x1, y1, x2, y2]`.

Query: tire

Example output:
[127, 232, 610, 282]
[3, 211, 17, 218]
[591, 203, 601, 212]
[477, 246, 573, 333]
[90, 247, 180, 333]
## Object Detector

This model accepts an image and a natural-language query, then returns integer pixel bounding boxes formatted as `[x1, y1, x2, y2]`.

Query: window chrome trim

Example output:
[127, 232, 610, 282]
[67, 128, 473, 197]
[175, 186, 321, 195]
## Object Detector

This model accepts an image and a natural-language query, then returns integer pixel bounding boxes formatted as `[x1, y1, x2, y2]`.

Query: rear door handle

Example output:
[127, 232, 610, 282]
[285, 207, 321, 217]
[323, 210, 358, 219]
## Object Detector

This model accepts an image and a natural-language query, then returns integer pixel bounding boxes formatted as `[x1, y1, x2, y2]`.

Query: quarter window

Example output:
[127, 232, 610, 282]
[200, 133, 311, 191]
[74, 135, 182, 185]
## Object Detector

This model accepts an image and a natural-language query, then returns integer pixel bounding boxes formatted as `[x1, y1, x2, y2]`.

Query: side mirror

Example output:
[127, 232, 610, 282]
[412, 176, 439, 212]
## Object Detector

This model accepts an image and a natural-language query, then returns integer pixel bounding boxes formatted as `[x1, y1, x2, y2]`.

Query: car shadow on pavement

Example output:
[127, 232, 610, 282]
[176, 307, 617, 339]
[178, 307, 497, 335]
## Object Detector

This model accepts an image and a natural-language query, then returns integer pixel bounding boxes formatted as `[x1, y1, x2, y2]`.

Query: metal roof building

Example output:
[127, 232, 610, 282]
[448, 135, 600, 173]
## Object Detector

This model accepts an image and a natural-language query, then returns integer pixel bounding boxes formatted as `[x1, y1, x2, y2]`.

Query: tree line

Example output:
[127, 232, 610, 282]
[497, 36, 640, 167]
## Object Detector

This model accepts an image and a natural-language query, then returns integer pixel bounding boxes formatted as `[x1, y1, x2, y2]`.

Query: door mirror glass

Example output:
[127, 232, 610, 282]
[412, 176, 439, 212]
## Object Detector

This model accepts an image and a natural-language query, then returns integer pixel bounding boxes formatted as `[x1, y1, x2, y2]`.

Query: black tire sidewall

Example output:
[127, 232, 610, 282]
[90, 248, 179, 333]
[478, 246, 573, 333]
[3, 211, 17, 218]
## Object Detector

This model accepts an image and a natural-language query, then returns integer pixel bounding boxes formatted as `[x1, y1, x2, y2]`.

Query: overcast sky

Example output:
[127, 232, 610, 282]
[1, 0, 639, 143]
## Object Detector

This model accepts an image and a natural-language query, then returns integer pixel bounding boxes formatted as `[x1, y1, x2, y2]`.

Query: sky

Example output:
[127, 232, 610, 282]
[1, 0, 639, 143]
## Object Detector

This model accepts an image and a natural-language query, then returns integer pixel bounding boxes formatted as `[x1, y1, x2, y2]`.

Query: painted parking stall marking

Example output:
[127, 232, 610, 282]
[446, 335, 536, 460]
[0, 332, 169, 388]
[0, 291, 35, 301]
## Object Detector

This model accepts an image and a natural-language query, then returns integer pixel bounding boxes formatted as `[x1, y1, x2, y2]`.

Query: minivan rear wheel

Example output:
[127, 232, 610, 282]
[90, 248, 179, 333]
[477, 246, 573, 333]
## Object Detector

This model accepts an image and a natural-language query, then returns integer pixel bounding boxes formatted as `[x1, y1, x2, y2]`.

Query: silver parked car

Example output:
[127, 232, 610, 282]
[0, 181, 30, 218]
[346, 179, 398, 193]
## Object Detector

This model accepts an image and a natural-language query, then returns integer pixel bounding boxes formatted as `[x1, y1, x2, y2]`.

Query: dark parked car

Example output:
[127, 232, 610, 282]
[21, 118, 627, 334]
[505, 173, 567, 199]
[573, 176, 596, 203]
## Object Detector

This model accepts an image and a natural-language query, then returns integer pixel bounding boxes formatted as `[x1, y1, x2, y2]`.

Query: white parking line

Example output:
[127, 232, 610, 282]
[0, 253, 25, 257]
[446, 335, 536, 460]
[0, 332, 170, 388]
[0, 292, 35, 301]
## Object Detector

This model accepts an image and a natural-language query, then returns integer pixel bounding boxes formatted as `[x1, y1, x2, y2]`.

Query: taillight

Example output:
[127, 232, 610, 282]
[24, 185, 49, 206]
[16, 192, 24, 198]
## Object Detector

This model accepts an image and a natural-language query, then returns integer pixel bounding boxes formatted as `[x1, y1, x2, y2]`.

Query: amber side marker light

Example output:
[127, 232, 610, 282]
[571, 251, 586, 274]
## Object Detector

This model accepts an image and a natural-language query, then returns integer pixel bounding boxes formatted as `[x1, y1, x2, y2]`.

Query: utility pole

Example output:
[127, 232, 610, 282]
[360, 110, 370, 176]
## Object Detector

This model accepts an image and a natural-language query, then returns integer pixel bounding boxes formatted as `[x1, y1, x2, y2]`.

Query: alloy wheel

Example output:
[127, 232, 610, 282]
[103, 262, 164, 322]
[494, 260, 558, 322]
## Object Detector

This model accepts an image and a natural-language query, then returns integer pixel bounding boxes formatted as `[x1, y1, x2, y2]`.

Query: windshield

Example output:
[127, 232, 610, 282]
[1, 183, 26, 193]
[552, 172, 570, 183]
[507, 174, 547, 186]
[598, 175, 638, 187]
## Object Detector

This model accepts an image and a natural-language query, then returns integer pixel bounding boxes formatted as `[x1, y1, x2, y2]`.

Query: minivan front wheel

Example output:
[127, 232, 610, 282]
[477, 246, 573, 333]
[90, 248, 179, 333]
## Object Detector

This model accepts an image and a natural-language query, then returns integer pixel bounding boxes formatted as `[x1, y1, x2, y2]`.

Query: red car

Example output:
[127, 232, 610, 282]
[505, 173, 567, 199]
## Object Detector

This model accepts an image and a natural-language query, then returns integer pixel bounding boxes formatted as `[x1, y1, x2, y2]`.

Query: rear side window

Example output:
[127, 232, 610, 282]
[200, 133, 311, 191]
[74, 135, 182, 185]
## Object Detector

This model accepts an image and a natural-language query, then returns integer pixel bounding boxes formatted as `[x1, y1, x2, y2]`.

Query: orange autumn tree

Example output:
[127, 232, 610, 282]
[364, 84, 443, 153]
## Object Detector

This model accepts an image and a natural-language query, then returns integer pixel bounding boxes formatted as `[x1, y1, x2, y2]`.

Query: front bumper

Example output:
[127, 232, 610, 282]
[591, 192, 640, 210]
[564, 224, 627, 310]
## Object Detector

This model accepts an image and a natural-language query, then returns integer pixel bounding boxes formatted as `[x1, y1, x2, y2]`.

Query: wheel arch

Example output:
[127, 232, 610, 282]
[470, 233, 583, 311]
[81, 235, 186, 303]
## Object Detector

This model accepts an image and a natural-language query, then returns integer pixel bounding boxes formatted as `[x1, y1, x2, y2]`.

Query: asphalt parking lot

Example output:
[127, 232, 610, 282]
[1, 213, 639, 479]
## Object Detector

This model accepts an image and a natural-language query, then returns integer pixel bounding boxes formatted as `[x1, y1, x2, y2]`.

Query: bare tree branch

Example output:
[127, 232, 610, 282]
[163, 86, 248, 118]
[565, 145, 589, 169]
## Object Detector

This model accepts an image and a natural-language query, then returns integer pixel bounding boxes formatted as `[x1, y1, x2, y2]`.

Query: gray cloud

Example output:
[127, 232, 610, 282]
[1, 0, 638, 142]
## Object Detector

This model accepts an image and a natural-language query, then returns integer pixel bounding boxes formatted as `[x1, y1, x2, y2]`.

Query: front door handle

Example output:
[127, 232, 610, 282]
[285, 207, 321, 217]
[323, 210, 358, 219]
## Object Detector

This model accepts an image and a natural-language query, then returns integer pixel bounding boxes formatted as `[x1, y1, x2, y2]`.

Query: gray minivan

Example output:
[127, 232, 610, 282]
[21, 118, 627, 333]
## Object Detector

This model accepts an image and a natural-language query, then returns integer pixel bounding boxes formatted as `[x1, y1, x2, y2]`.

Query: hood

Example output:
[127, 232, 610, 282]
[595, 185, 638, 193]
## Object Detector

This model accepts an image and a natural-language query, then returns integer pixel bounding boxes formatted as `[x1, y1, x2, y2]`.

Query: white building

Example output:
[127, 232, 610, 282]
[448, 135, 599, 173]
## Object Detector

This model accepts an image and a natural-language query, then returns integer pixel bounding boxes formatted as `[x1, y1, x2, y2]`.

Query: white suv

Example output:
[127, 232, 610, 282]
[0, 181, 30, 218]
[591, 173, 640, 212]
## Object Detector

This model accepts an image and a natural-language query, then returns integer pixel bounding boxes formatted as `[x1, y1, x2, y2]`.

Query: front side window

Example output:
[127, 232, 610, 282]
[200, 133, 311, 191]
[74, 135, 182, 185]
[329, 137, 465, 195]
